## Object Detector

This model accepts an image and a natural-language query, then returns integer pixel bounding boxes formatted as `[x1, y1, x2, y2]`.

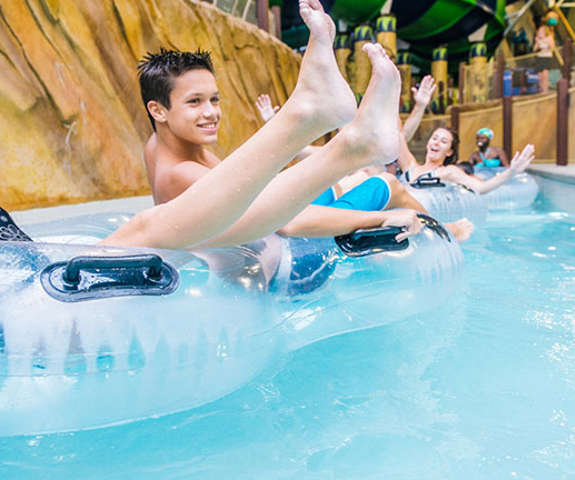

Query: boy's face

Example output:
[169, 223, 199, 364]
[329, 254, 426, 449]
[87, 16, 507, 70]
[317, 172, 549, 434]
[164, 69, 221, 145]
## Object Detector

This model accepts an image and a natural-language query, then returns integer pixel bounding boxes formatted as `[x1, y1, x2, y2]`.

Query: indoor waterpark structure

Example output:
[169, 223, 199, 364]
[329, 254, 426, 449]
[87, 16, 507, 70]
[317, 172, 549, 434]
[1, 0, 575, 478]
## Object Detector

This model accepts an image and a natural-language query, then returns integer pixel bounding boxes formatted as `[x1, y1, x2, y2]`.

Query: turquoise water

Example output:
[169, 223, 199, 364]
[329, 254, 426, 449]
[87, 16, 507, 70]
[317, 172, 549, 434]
[1, 178, 575, 479]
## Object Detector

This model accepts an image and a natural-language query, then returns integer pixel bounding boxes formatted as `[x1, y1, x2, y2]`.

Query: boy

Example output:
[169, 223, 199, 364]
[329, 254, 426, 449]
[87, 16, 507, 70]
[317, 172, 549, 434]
[101, 0, 420, 249]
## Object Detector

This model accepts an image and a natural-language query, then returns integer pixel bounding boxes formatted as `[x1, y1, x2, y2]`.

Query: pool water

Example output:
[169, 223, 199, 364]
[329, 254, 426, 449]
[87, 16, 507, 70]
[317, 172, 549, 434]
[1, 179, 575, 479]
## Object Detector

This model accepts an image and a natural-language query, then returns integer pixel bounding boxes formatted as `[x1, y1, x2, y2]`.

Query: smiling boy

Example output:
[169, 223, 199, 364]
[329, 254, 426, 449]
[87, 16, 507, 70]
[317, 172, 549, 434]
[140, 50, 223, 205]
[126, 43, 427, 246]
[102, 0, 432, 249]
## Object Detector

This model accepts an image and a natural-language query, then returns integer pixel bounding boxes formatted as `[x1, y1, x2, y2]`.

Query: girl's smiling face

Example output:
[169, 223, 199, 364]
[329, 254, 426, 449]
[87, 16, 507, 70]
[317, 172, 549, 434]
[426, 128, 454, 164]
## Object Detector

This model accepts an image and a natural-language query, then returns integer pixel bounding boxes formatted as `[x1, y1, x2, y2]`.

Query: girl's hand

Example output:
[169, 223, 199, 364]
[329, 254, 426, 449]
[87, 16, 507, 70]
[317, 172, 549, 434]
[412, 75, 436, 108]
[510, 144, 535, 175]
[255, 94, 280, 123]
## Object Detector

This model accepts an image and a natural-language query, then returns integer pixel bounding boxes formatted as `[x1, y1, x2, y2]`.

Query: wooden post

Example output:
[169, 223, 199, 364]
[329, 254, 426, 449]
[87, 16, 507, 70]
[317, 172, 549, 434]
[553, 5, 575, 43]
[469, 42, 488, 103]
[375, 14, 397, 60]
[557, 78, 569, 166]
[431, 46, 448, 113]
[450, 105, 460, 135]
[397, 52, 412, 112]
[353, 25, 374, 98]
[458, 62, 466, 105]
[256, 0, 269, 32]
[438, 81, 446, 114]
[271, 5, 281, 39]
[495, 51, 505, 99]
[503, 96, 513, 161]
[562, 38, 572, 81]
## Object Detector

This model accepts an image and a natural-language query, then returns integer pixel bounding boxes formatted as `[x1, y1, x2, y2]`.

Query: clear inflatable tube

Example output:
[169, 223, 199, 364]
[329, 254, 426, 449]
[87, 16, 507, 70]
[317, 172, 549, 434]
[475, 167, 539, 210]
[0, 213, 463, 435]
[407, 183, 488, 225]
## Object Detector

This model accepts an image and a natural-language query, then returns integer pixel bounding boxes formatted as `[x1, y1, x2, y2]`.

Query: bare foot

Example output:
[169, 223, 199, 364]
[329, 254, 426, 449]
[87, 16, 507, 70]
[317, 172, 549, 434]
[283, 0, 356, 135]
[299, 0, 335, 45]
[338, 43, 401, 166]
[446, 218, 474, 242]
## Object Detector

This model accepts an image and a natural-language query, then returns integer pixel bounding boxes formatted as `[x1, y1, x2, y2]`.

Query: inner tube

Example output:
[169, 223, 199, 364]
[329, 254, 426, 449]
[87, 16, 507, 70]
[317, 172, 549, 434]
[474, 167, 539, 210]
[0, 212, 462, 436]
[406, 181, 488, 225]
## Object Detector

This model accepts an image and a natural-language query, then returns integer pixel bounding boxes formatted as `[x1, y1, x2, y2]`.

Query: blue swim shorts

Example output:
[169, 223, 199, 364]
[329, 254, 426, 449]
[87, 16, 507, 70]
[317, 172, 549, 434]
[312, 177, 391, 211]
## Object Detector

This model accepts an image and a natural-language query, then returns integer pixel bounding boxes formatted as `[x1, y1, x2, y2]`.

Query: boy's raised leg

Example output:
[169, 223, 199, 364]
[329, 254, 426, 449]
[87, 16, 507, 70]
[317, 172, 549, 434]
[101, 0, 356, 249]
[199, 44, 405, 247]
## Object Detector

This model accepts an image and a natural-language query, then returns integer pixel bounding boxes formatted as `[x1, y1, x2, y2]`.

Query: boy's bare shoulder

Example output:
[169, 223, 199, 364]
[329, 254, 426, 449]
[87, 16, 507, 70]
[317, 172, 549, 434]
[170, 160, 211, 182]
[144, 135, 223, 202]
[155, 153, 221, 203]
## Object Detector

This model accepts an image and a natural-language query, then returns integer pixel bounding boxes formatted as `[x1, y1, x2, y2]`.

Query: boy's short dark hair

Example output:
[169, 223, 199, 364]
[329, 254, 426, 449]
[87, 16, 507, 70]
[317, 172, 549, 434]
[137, 48, 215, 130]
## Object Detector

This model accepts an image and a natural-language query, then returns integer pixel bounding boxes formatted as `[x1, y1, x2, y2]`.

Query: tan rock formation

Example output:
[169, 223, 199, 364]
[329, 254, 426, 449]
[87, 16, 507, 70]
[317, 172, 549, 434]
[0, 0, 300, 209]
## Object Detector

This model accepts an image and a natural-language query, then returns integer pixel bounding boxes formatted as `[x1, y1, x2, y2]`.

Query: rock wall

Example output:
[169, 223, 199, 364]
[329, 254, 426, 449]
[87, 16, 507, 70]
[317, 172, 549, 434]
[0, 0, 301, 210]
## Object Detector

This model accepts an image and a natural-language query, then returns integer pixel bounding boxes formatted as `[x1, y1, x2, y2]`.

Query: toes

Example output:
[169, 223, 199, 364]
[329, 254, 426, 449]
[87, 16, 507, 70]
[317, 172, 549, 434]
[299, 0, 322, 14]
[307, 0, 323, 11]
[362, 43, 392, 69]
[361, 42, 379, 59]
[299, 0, 328, 29]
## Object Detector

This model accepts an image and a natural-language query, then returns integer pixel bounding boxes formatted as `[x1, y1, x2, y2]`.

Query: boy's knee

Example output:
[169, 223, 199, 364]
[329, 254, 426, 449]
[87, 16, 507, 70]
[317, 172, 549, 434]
[377, 173, 404, 196]
[276, 224, 295, 237]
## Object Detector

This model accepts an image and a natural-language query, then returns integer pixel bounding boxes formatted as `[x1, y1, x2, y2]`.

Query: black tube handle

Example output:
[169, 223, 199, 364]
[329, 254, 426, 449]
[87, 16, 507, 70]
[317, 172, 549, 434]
[335, 226, 408, 257]
[410, 176, 445, 189]
[0, 207, 33, 242]
[416, 213, 451, 242]
[63, 254, 163, 285]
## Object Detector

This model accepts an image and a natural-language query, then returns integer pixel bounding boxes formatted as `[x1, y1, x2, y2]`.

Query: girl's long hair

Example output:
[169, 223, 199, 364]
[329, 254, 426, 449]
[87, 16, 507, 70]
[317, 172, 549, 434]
[441, 127, 459, 166]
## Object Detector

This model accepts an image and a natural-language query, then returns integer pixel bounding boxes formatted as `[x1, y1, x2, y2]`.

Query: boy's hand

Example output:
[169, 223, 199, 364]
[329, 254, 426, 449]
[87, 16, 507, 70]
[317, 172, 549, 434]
[381, 209, 422, 242]
[412, 75, 436, 108]
[255, 94, 280, 123]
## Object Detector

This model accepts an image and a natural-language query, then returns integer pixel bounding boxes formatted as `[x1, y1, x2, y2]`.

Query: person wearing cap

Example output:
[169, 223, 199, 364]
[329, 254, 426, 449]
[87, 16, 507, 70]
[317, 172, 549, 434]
[468, 128, 508, 167]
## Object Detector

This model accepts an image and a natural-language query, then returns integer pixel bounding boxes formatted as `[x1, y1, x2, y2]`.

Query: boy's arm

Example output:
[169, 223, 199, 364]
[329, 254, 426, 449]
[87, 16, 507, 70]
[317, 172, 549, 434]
[277, 204, 422, 242]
